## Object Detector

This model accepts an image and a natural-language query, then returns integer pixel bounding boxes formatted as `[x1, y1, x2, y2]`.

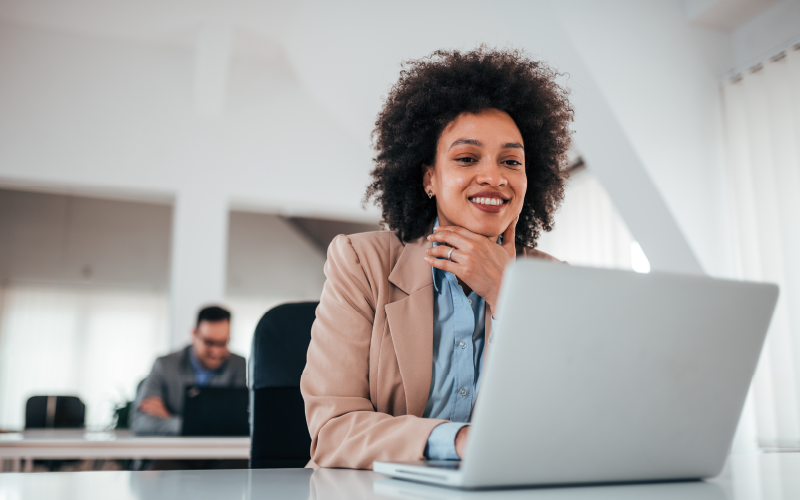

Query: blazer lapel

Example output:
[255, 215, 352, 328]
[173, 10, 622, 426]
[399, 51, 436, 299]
[385, 235, 434, 418]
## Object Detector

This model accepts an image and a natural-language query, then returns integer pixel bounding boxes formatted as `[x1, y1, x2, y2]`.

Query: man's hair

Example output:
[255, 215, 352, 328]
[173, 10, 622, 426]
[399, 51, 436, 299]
[196, 305, 231, 328]
[366, 46, 573, 248]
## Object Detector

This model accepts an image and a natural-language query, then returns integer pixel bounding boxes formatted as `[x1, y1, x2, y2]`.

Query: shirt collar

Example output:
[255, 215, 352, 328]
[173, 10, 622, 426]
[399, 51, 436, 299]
[190, 348, 215, 375]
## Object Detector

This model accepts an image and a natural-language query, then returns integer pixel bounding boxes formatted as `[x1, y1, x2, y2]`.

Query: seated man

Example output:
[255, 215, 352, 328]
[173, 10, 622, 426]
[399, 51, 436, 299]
[131, 306, 247, 436]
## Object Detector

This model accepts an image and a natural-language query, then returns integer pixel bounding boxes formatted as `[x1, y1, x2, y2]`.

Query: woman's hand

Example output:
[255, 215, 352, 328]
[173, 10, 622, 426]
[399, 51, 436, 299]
[424, 217, 517, 316]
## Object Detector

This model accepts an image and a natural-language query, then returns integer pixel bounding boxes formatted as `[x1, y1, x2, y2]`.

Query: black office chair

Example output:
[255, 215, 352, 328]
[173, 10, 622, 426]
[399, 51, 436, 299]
[25, 395, 86, 471]
[25, 396, 86, 429]
[249, 301, 318, 469]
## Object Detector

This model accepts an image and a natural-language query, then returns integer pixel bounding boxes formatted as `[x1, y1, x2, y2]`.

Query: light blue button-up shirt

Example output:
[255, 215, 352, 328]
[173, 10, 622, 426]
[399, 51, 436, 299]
[189, 349, 218, 387]
[423, 218, 496, 460]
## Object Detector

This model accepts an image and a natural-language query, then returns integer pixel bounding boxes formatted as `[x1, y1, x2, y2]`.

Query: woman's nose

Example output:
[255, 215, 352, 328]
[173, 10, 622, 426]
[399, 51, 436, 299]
[475, 161, 507, 186]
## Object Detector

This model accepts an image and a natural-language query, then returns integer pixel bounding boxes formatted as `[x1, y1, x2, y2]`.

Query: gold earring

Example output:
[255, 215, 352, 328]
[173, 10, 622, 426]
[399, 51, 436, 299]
[427, 190, 434, 199]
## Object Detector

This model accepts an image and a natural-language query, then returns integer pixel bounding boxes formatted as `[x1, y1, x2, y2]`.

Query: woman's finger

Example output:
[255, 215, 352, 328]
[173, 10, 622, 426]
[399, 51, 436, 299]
[424, 255, 461, 274]
[433, 225, 484, 242]
[428, 229, 472, 249]
[426, 245, 459, 261]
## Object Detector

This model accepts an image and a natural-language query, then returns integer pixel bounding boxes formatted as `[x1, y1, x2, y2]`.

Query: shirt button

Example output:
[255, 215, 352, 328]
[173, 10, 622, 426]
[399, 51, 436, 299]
[468, 299, 472, 305]
[459, 341, 467, 349]
[459, 388, 467, 396]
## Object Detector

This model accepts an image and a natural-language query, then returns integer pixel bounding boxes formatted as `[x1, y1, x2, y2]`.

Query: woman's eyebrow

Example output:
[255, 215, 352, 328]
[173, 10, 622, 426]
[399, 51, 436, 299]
[448, 138, 525, 150]
[448, 138, 482, 150]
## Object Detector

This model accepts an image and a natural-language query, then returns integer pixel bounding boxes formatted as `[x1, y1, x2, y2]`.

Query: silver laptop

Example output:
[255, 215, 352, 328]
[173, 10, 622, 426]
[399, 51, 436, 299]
[374, 259, 778, 489]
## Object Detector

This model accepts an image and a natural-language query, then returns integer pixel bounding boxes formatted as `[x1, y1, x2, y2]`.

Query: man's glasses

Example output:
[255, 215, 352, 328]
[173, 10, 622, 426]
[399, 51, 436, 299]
[199, 337, 229, 349]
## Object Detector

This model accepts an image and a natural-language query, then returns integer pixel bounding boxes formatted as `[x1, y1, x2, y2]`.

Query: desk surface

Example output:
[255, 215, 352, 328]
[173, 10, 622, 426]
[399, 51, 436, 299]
[0, 430, 250, 460]
[0, 452, 797, 500]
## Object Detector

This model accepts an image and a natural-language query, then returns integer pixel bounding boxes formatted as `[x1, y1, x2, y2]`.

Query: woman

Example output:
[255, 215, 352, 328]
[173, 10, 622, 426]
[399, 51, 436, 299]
[301, 47, 573, 469]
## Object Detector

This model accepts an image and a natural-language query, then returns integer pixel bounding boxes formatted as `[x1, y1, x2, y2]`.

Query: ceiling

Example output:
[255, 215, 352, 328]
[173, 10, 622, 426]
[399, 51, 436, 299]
[684, 0, 781, 30]
[0, 0, 295, 56]
[0, 0, 781, 46]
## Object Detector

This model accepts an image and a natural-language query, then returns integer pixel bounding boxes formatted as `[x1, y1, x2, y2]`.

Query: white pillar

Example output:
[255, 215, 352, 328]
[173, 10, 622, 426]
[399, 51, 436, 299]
[169, 189, 228, 349]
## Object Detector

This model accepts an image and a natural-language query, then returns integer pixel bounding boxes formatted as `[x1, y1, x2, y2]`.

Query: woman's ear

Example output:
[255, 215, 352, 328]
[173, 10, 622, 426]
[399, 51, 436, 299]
[422, 165, 435, 197]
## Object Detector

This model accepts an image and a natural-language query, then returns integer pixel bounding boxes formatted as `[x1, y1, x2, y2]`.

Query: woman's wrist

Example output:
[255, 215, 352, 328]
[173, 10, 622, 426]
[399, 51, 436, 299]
[486, 292, 499, 318]
[455, 425, 470, 459]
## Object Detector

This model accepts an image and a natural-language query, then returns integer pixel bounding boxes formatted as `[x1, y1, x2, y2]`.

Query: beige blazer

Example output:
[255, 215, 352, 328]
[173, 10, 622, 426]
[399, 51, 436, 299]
[300, 230, 560, 469]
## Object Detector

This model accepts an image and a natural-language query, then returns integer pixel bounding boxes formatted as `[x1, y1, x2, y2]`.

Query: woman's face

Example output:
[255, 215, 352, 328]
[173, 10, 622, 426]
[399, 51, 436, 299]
[424, 109, 527, 239]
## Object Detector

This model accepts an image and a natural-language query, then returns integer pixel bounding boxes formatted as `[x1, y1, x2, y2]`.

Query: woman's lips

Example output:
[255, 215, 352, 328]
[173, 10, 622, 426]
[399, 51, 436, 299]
[468, 196, 508, 214]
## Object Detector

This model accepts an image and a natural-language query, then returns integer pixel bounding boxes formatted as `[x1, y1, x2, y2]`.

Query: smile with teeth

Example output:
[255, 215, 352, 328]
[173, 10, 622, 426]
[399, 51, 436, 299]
[469, 197, 507, 206]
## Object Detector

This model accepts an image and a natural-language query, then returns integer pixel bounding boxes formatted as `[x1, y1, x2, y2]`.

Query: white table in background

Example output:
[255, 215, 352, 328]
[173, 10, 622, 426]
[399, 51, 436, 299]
[0, 429, 250, 472]
[0, 452, 799, 499]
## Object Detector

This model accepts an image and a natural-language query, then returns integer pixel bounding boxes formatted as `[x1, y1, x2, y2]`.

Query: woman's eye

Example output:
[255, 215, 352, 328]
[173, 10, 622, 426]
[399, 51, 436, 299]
[503, 160, 523, 167]
[455, 157, 477, 163]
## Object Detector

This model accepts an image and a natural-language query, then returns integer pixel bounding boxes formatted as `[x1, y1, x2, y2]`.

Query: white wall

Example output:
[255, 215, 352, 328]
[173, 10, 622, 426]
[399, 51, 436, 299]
[0, 188, 172, 289]
[227, 211, 325, 298]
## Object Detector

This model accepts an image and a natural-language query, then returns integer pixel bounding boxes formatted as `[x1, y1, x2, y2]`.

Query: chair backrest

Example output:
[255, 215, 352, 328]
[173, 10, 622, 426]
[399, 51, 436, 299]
[25, 396, 86, 429]
[249, 301, 318, 469]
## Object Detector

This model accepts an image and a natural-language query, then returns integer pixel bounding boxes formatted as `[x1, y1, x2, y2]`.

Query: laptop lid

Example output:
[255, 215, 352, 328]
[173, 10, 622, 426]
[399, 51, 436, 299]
[452, 260, 778, 488]
[181, 386, 249, 437]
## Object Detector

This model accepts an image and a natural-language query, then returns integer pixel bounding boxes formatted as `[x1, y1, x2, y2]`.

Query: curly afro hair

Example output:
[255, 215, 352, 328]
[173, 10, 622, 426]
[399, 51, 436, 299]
[365, 46, 574, 248]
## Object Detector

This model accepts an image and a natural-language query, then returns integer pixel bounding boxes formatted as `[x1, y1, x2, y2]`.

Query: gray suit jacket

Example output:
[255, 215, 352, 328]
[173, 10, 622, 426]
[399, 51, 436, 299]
[130, 345, 247, 436]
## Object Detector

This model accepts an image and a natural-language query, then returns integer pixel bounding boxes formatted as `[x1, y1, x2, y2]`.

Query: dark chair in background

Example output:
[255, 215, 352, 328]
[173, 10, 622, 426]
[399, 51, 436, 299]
[25, 396, 85, 429]
[25, 395, 86, 472]
[249, 301, 317, 469]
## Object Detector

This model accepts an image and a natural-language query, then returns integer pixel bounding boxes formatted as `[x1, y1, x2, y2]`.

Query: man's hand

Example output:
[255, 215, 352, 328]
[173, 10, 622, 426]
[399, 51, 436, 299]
[139, 396, 172, 419]
[424, 217, 518, 317]
[455, 426, 470, 459]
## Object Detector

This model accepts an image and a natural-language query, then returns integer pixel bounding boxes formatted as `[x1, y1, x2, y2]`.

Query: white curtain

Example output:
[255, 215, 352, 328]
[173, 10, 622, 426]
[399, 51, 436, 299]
[0, 285, 170, 431]
[537, 167, 646, 272]
[722, 46, 800, 448]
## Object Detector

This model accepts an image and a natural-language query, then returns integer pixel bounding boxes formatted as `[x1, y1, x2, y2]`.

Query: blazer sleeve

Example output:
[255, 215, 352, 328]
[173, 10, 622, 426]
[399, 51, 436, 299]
[301, 235, 445, 469]
[130, 358, 182, 436]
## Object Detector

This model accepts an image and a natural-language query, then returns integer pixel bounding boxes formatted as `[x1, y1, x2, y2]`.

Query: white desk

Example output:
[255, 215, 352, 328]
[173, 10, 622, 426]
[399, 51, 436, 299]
[0, 452, 798, 500]
[0, 430, 250, 472]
